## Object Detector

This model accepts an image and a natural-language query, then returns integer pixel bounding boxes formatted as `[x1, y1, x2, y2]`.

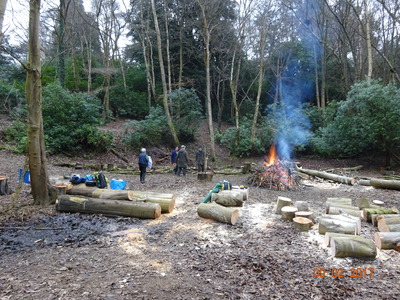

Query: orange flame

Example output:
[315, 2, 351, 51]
[265, 144, 277, 166]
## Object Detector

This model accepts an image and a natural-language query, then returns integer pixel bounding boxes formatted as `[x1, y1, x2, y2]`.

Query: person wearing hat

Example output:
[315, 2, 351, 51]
[195, 145, 205, 172]
[138, 148, 149, 183]
[176, 145, 189, 176]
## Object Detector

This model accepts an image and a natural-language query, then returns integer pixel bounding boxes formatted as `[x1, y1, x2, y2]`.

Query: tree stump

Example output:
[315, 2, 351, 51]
[295, 201, 309, 211]
[274, 196, 292, 214]
[295, 211, 315, 223]
[0, 176, 11, 195]
[197, 202, 239, 225]
[331, 236, 377, 259]
[374, 232, 400, 251]
[281, 206, 298, 221]
[52, 184, 67, 196]
[293, 217, 313, 231]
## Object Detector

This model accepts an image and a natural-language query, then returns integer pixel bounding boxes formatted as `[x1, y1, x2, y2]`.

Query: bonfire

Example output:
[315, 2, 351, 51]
[247, 145, 302, 190]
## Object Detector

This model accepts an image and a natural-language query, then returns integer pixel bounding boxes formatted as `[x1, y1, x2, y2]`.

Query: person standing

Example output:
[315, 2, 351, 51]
[138, 148, 149, 184]
[195, 146, 205, 172]
[171, 146, 179, 175]
[176, 145, 189, 176]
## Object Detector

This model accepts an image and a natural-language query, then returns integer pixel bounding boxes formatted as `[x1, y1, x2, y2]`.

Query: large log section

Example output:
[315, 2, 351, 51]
[197, 203, 239, 225]
[331, 236, 377, 259]
[374, 232, 400, 251]
[56, 195, 161, 219]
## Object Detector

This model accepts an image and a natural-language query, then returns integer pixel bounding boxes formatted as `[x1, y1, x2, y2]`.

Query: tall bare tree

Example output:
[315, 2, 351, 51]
[0, 0, 7, 45]
[26, 0, 55, 205]
[151, 0, 179, 145]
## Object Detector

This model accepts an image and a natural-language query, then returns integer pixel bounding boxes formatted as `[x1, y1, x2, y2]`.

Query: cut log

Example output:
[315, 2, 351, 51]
[358, 179, 371, 186]
[374, 232, 400, 251]
[0, 176, 11, 195]
[52, 184, 67, 196]
[331, 236, 377, 259]
[378, 220, 400, 232]
[325, 232, 360, 247]
[370, 178, 400, 190]
[295, 201, 309, 211]
[297, 168, 355, 185]
[274, 196, 292, 214]
[135, 196, 175, 213]
[56, 195, 161, 219]
[326, 206, 363, 218]
[197, 202, 239, 225]
[362, 207, 399, 222]
[211, 191, 244, 207]
[231, 186, 249, 201]
[293, 217, 313, 231]
[356, 198, 370, 209]
[281, 206, 298, 221]
[326, 197, 352, 206]
[318, 214, 361, 235]
[295, 211, 315, 223]
[92, 189, 135, 200]
[372, 200, 385, 207]
[373, 214, 400, 226]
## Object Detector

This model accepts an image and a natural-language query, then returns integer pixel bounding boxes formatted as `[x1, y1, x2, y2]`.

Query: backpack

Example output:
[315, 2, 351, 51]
[94, 172, 107, 189]
[70, 174, 85, 185]
[220, 180, 232, 190]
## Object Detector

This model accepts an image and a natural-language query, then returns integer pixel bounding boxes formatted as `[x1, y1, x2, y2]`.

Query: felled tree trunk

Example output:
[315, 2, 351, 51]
[370, 178, 400, 190]
[374, 232, 400, 251]
[331, 236, 377, 259]
[326, 206, 363, 218]
[56, 195, 161, 219]
[211, 191, 243, 207]
[135, 196, 175, 213]
[275, 196, 291, 214]
[0, 176, 11, 195]
[318, 215, 361, 235]
[297, 168, 355, 185]
[293, 217, 313, 231]
[197, 202, 239, 225]
[362, 207, 399, 222]
[281, 206, 298, 221]
[92, 189, 135, 200]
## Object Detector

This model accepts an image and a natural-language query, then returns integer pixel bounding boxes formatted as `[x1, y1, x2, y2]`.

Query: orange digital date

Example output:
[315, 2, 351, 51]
[313, 268, 375, 278]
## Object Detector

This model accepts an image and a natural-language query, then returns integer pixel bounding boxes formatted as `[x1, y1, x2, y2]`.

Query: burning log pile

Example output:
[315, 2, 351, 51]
[247, 146, 302, 190]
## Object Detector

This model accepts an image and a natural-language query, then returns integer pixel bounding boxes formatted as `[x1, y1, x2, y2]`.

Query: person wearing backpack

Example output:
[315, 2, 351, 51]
[138, 148, 149, 184]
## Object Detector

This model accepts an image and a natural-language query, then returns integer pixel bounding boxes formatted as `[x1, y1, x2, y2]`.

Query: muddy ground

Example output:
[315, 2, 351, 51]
[1, 148, 400, 300]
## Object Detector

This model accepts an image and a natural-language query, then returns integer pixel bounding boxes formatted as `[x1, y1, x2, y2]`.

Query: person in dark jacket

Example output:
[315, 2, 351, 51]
[138, 148, 149, 183]
[171, 146, 179, 175]
[176, 145, 189, 176]
[195, 146, 205, 172]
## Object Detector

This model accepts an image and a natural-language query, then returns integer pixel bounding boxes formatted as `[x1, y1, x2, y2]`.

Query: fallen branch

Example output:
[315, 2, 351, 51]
[110, 148, 130, 164]
[370, 178, 400, 190]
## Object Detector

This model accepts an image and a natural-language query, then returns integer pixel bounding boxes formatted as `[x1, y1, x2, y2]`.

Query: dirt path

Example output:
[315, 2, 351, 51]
[1, 148, 400, 299]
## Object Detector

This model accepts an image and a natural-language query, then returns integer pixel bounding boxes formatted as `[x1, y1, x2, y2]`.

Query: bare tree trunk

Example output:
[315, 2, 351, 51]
[151, 0, 179, 146]
[0, 0, 7, 45]
[364, 0, 373, 82]
[26, 0, 55, 206]
[197, 0, 216, 161]
[163, 0, 172, 94]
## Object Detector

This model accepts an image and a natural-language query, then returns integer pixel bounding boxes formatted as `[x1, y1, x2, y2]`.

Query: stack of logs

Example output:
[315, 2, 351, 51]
[56, 184, 176, 219]
[274, 196, 315, 231]
[276, 195, 399, 258]
[197, 186, 248, 225]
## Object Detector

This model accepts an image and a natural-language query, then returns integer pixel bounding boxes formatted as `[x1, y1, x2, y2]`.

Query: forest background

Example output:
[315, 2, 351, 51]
[0, 0, 400, 203]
